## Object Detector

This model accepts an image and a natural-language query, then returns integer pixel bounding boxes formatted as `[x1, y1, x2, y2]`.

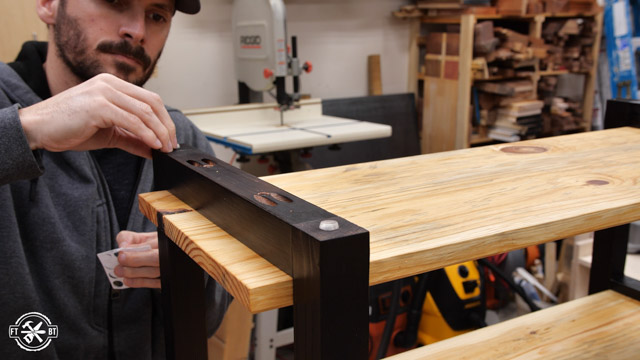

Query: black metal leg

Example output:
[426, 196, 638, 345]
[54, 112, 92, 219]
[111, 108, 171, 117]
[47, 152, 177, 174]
[589, 224, 640, 300]
[157, 214, 208, 360]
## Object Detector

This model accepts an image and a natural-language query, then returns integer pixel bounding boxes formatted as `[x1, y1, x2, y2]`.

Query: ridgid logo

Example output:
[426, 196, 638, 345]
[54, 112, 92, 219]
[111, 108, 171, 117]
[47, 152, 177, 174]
[240, 35, 262, 49]
[8, 312, 58, 352]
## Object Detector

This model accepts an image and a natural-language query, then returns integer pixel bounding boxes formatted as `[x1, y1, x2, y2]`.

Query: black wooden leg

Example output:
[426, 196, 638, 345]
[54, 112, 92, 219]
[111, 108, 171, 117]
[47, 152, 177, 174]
[590, 224, 640, 300]
[157, 215, 208, 360]
[292, 224, 370, 360]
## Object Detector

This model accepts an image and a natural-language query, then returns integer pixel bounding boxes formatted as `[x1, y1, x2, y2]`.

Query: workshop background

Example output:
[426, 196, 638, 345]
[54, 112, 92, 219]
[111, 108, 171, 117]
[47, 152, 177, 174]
[145, 0, 411, 110]
[3, 0, 640, 359]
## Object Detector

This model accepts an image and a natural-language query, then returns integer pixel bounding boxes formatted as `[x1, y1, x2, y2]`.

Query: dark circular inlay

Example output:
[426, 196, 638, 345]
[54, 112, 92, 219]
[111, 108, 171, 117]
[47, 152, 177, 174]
[586, 180, 609, 186]
[500, 146, 548, 154]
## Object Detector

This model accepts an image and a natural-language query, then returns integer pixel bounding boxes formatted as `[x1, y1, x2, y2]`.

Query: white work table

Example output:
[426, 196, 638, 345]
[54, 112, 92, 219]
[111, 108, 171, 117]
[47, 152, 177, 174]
[184, 99, 392, 155]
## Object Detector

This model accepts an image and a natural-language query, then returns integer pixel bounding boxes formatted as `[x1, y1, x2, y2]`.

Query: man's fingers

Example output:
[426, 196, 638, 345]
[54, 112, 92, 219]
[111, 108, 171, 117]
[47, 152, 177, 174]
[103, 94, 166, 152]
[101, 75, 176, 150]
[114, 265, 160, 279]
[118, 249, 159, 267]
[108, 128, 153, 159]
[116, 231, 136, 246]
[116, 231, 155, 247]
[123, 277, 161, 289]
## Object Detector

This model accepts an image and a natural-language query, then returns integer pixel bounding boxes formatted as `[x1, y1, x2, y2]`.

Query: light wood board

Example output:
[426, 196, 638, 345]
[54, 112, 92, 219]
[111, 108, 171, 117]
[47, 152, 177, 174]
[140, 127, 640, 313]
[386, 290, 640, 360]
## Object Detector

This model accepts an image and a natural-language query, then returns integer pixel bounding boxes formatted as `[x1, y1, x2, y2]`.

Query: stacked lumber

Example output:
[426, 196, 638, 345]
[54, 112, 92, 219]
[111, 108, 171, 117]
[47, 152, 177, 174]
[473, 23, 539, 79]
[488, 100, 544, 142]
[475, 80, 533, 97]
[538, 76, 584, 133]
[496, 0, 527, 15]
[540, 18, 596, 72]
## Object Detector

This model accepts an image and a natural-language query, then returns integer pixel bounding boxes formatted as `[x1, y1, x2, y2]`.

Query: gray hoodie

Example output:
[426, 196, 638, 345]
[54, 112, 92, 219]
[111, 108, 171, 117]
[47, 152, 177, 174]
[0, 53, 231, 358]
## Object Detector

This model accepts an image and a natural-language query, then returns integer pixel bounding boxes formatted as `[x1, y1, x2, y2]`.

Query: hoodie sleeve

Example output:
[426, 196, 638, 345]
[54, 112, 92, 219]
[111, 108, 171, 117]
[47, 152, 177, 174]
[0, 104, 44, 186]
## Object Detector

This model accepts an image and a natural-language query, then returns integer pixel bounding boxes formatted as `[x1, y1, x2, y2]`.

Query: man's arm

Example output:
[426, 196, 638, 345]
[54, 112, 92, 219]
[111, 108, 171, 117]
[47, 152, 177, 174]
[0, 104, 44, 185]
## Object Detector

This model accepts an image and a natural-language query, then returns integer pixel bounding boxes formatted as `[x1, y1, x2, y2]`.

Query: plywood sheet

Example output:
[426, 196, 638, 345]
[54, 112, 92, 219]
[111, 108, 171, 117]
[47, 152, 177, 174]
[422, 77, 458, 153]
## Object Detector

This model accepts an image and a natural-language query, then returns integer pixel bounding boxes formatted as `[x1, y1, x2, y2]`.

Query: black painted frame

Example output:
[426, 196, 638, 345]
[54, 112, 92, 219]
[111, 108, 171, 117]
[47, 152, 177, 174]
[588, 99, 640, 300]
[153, 146, 370, 360]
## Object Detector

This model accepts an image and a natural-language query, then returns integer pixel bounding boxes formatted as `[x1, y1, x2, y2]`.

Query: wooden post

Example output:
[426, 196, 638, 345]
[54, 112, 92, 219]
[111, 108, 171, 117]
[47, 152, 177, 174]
[407, 19, 421, 95]
[368, 54, 383, 96]
[582, 12, 603, 131]
[455, 14, 475, 150]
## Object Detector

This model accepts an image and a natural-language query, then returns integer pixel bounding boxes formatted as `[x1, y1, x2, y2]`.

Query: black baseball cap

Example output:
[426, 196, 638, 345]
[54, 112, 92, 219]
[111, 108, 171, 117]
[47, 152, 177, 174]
[175, 0, 200, 14]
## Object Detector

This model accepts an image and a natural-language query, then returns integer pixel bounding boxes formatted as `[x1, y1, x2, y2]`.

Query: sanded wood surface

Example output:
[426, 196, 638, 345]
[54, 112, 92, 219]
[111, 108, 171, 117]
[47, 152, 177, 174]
[140, 127, 640, 312]
[386, 290, 640, 359]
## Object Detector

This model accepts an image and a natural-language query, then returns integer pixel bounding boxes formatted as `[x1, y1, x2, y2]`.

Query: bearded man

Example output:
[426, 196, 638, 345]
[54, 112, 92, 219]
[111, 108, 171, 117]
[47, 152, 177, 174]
[0, 1, 231, 358]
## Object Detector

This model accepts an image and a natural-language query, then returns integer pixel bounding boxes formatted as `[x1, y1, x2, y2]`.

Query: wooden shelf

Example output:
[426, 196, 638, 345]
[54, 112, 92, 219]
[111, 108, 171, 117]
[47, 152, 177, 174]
[142, 128, 640, 313]
[539, 70, 569, 76]
[539, 69, 591, 76]
[469, 136, 494, 145]
[388, 290, 640, 360]
[473, 74, 533, 82]
[421, 11, 600, 24]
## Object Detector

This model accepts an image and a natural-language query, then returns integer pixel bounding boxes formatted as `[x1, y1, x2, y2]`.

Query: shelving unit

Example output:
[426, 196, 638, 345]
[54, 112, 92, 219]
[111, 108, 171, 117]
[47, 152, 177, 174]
[409, 11, 603, 154]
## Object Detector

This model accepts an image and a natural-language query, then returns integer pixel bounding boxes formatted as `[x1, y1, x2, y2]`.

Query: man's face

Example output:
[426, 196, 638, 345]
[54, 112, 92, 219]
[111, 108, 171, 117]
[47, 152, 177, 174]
[53, 0, 174, 86]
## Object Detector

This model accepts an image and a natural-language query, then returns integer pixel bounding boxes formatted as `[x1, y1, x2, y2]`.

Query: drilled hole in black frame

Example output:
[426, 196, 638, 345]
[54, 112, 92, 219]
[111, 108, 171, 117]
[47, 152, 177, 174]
[254, 194, 277, 206]
[202, 159, 216, 168]
[269, 193, 293, 203]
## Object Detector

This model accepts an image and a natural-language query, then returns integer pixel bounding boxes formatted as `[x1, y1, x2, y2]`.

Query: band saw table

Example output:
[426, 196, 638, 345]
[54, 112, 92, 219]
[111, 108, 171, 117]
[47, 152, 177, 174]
[140, 127, 640, 359]
[184, 99, 392, 155]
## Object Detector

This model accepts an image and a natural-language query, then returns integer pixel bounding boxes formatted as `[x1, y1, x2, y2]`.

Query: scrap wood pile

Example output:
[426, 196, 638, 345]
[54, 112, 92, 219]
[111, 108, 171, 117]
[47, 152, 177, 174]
[538, 75, 585, 133]
[393, 0, 599, 18]
[471, 17, 596, 79]
[475, 75, 586, 142]
[540, 18, 597, 72]
[473, 22, 540, 80]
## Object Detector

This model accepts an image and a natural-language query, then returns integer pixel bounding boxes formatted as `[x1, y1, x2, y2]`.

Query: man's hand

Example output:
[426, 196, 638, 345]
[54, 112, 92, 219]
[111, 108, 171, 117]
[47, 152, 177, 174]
[114, 231, 161, 289]
[19, 73, 178, 159]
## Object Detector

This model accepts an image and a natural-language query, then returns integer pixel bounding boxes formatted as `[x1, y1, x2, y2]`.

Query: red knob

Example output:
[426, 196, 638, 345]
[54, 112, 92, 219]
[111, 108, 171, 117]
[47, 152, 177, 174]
[263, 68, 274, 79]
[303, 61, 312, 73]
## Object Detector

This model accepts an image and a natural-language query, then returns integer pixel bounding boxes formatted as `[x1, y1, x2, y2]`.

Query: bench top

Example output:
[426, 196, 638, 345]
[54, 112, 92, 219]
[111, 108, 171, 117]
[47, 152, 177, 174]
[140, 127, 640, 313]
[386, 290, 640, 359]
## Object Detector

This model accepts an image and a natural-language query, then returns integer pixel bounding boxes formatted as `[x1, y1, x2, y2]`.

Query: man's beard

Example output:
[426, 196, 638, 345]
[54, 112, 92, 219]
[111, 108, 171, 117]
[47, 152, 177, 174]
[53, 3, 161, 87]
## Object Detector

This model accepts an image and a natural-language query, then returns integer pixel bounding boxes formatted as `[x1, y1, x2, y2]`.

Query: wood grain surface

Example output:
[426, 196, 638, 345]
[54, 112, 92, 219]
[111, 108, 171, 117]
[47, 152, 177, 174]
[386, 290, 640, 359]
[140, 127, 640, 312]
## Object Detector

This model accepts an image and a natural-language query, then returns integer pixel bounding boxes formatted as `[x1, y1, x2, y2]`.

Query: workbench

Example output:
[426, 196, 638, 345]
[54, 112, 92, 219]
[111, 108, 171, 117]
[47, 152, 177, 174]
[140, 126, 640, 359]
